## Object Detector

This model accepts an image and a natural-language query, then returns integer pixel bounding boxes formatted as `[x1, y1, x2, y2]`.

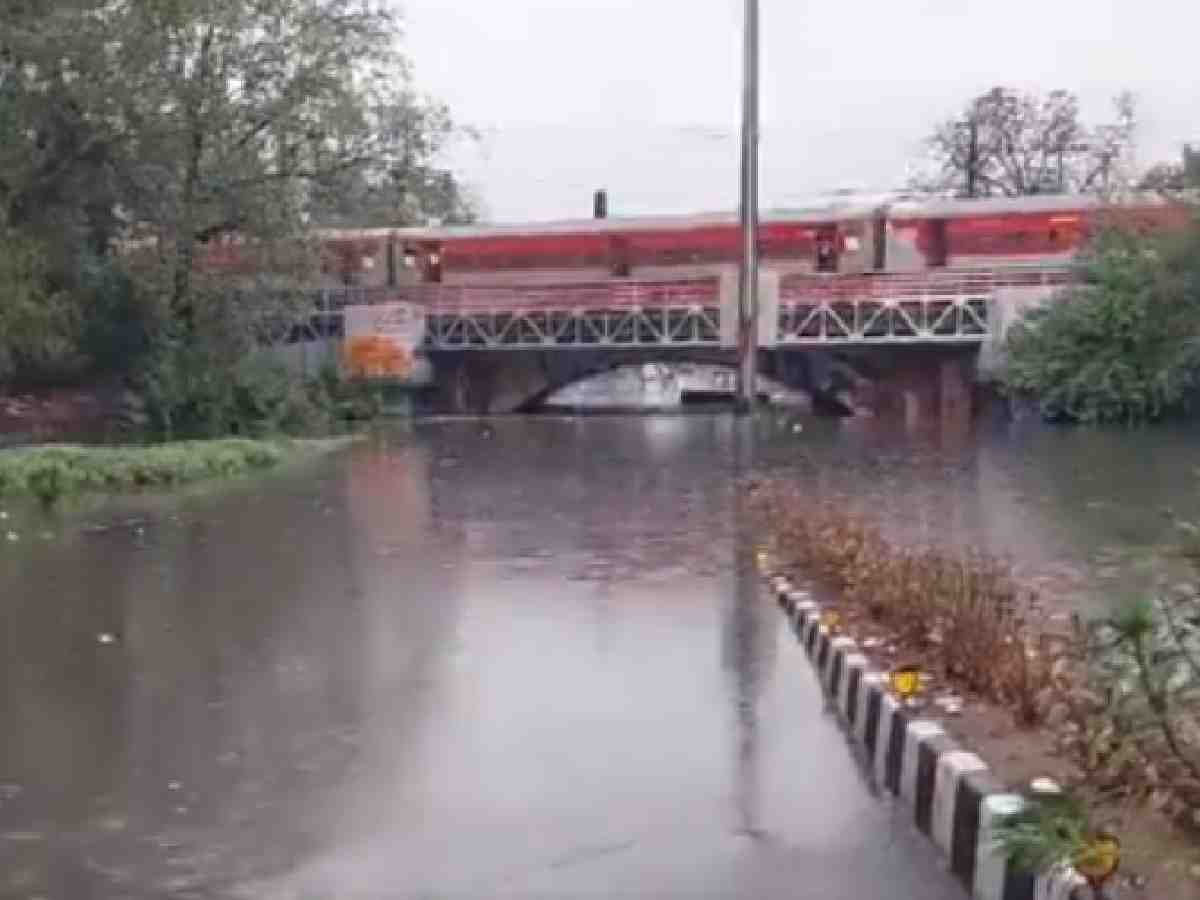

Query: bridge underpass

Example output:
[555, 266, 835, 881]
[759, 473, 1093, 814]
[282, 267, 1068, 416]
[419, 345, 979, 419]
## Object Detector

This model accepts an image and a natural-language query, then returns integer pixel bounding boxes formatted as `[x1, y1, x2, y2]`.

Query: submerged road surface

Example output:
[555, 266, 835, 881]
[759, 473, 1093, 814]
[1, 417, 964, 899]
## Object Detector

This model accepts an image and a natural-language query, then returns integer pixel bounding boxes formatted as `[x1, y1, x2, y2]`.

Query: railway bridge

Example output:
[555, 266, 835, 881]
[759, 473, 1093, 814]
[301, 265, 1070, 416]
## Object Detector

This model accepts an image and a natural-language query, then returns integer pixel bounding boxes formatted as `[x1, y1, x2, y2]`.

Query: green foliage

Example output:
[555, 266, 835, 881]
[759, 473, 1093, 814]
[1108, 597, 1157, 644]
[0, 0, 468, 426]
[75, 254, 159, 376]
[0, 228, 85, 384]
[1003, 224, 1200, 424]
[1080, 521, 1200, 807]
[139, 341, 331, 439]
[0, 439, 286, 504]
[993, 792, 1093, 874]
[310, 362, 383, 422]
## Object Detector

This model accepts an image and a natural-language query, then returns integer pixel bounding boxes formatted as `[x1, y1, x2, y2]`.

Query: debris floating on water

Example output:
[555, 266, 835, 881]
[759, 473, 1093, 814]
[96, 632, 116, 645]
[1030, 776, 1063, 795]
[5, 531, 17, 542]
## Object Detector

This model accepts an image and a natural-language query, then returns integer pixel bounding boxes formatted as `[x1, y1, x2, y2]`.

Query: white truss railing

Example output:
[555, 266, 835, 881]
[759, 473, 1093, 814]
[420, 278, 724, 349]
[425, 306, 723, 349]
[775, 267, 1071, 345]
[777, 294, 991, 345]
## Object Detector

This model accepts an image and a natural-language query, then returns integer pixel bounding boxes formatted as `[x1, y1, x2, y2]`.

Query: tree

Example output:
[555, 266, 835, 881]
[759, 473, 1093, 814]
[1, 2, 128, 269]
[0, 0, 472, 424]
[0, 221, 83, 383]
[913, 87, 1138, 198]
[2, 0, 473, 309]
[307, 91, 477, 228]
[1003, 222, 1200, 424]
[1139, 145, 1200, 195]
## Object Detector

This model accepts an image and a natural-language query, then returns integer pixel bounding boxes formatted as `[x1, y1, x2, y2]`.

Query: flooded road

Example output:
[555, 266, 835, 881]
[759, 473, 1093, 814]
[3, 414, 1198, 898]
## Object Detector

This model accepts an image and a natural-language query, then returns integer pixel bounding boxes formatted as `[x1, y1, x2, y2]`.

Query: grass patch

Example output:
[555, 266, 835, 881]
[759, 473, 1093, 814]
[0, 438, 302, 504]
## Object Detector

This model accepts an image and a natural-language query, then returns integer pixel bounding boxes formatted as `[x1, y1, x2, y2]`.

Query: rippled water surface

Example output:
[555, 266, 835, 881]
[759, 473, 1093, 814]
[2, 415, 1196, 898]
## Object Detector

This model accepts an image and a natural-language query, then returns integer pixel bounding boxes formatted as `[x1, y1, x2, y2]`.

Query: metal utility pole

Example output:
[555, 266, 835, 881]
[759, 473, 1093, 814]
[964, 117, 979, 199]
[735, 0, 760, 413]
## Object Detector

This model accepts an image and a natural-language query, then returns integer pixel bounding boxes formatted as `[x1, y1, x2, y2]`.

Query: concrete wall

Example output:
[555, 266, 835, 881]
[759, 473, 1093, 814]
[977, 285, 1059, 378]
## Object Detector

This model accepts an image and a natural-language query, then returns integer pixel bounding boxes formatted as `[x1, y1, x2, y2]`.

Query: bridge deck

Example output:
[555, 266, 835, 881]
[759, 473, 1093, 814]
[299, 266, 1071, 350]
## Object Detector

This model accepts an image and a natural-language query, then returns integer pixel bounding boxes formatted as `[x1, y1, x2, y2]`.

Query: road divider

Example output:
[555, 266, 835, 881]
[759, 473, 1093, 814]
[769, 579, 1085, 900]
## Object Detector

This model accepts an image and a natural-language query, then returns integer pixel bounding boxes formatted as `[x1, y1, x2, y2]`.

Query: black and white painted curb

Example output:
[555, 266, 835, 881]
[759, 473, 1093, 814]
[769, 576, 1086, 900]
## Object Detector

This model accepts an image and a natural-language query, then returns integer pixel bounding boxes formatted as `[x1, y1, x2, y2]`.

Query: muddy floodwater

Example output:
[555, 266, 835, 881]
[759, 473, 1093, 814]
[2, 414, 1198, 898]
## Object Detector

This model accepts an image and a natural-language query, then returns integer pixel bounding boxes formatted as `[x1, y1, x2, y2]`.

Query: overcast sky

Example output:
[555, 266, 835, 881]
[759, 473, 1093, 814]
[401, 0, 1199, 223]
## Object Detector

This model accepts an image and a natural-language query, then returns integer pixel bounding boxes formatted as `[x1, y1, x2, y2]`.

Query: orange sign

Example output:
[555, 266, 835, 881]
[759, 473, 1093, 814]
[342, 302, 427, 381]
[344, 335, 415, 378]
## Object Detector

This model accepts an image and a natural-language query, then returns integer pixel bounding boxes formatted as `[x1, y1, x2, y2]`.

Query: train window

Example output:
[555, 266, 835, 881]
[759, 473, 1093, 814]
[815, 226, 839, 272]
[424, 251, 443, 283]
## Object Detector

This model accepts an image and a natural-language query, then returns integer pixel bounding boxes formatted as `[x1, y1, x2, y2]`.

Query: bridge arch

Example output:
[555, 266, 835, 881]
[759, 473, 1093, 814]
[427, 348, 758, 414]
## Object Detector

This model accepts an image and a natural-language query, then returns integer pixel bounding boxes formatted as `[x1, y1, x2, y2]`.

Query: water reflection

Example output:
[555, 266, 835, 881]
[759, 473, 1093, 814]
[1, 414, 1195, 897]
[723, 537, 774, 841]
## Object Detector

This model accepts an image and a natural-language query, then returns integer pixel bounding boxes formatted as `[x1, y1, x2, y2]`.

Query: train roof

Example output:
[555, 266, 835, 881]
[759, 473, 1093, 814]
[317, 192, 1179, 243]
[374, 199, 883, 242]
[887, 192, 1173, 219]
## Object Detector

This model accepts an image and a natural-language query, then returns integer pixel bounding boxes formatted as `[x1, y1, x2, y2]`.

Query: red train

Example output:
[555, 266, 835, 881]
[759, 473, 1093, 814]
[202, 193, 1187, 290]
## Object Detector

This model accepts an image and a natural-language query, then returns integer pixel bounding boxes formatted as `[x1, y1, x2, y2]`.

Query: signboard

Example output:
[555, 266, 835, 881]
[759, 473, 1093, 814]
[342, 302, 431, 384]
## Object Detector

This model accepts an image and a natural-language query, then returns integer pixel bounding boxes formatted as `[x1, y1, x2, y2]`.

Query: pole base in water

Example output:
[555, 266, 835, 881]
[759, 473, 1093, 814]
[733, 396, 759, 415]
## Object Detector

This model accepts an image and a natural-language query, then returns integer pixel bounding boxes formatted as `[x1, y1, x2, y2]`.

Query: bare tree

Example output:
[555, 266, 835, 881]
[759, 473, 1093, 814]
[912, 87, 1138, 198]
[1139, 145, 1200, 195]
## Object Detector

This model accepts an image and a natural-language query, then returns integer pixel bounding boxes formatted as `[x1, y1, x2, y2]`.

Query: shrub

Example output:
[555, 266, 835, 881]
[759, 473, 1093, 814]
[750, 481, 1056, 724]
[1003, 222, 1200, 424]
[993, 791, 1097, 876]
[1079, 525, 1200, 818]
[0, 229, 86, 385]
[0, 440, 287, 504]
[139, 340, 331, 439]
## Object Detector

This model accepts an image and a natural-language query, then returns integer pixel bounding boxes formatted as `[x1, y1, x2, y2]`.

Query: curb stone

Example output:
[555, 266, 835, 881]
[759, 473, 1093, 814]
[772, 580, 1087, 900]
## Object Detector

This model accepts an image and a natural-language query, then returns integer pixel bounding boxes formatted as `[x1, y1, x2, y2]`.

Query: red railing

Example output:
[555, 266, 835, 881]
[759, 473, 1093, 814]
[316, 267, 1075, 314]
[320, 278, 721, 312]
[422, 278, 721, 311]
[780, 267, 1074, 302]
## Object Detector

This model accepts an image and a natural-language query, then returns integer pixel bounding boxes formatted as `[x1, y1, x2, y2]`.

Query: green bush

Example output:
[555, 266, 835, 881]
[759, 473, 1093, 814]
[139, 340, 332, 439]
[0, 229, 86, 385]
[75, 253, 158, 376]
[0, 439, 287, 504]
[0, 230, 158, 387]
[1003, 222, 1200, 424]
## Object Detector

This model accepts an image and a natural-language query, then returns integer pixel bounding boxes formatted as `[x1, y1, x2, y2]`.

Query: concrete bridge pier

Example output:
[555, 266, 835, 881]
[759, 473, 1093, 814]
[426, 353, 558, 414]
[837, 347, 978, 426]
